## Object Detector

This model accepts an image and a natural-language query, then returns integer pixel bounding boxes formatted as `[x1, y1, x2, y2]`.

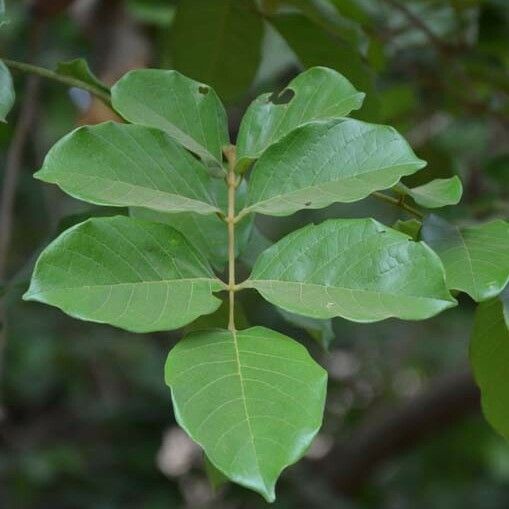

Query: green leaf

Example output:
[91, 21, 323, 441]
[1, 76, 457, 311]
[399, 176, 463, 209]
[111, 69, 229, 171]
[236, 66, 365, 171]
[36, 122, 221, 215]
[243, 218, 456, 322]
[56, 58, 109, 93]
[130, 181, 252, 270]
[470, 288, 509, 439]
[0, 60, 15, 121]
[165, 326, 327, 501]
[392, 218, 422, 240]
[422, 215, 509, 302]
[204, 454, 228, 491]
[170, 0, 263, 101]
[269, 13, 379, 119]
[243, 118, 426, 217]
[24, 216, 224, 332]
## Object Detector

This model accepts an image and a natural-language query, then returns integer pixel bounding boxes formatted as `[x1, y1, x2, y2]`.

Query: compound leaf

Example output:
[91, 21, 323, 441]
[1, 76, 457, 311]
[0, 60, 15, 121]
[236, 66, 364, 171]
[243, 118, 426, 217]
[170, 0, 263, 101]
[36, 122, 221, 215]
[470, 288, 509, 439]
[244, 218, 456, 322]
[165, 326, 327, 501]
[24, 216, 224, 332]
[399, 176, 463, 209]
[422, 215, 509, 302]
[112, 69, 229, 171]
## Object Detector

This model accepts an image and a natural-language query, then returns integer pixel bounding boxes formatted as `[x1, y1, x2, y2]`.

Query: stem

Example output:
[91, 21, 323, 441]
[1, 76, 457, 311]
[2, 59, 112, 105]
[371, 191, 425, 219]
[224, 146, 237, 331]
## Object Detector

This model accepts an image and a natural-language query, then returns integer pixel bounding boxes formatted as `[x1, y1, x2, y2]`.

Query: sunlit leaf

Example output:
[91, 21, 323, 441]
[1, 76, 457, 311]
[36, 122, 221, 215]
[422, 215, 509, 302]
[236, 66, 364, 171]
[0, 60, 15, 121]
[165, 326, 327, 501]
[243, 118, 426, 217]
[470, 288, 509, 439]
[112, 69, 229, 172]
[170, 0, 263, 101]
[24, 216, 224, 332]
[244, 218, 456, 322]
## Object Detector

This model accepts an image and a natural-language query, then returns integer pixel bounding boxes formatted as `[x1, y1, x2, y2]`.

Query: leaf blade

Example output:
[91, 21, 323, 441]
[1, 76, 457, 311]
[165, 326, 327, 501]
[244, 118, 426, 217]
[24, 216, 224, 332]
[36, 122, 221, 215]
[401, 176, 463, 209]
[245, 218, 456, 322]
[0, 60, 15, 122]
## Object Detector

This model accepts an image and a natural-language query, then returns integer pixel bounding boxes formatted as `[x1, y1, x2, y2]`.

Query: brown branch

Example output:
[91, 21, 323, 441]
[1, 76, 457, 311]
[317, 368, 479, 496]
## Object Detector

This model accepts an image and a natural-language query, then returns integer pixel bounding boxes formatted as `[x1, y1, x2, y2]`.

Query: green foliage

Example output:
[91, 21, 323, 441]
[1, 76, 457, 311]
[55, 58, 109, 94]
[398, 176, 463, 209]
[165, 326, 327, 502]
[0, 59, 15, 121]
[423, 216, 509, 302]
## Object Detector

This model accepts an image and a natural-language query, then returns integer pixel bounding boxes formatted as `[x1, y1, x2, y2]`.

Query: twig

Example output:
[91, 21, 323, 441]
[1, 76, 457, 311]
[371, 191, 425, 219]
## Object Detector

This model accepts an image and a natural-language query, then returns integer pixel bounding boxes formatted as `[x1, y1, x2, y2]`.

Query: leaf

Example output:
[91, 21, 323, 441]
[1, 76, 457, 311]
[170, 0, 263, 101]
[277, 309, 335, 350]
[470, 288, 509, 439]
[165, 326, 327, 501]
[243, 218, 456, 322]
[235, 66, 365, 171]
[399, 176, 463, 208]
[422, 215, 509, 302]
[23, 216, 224, 332]
[111, 69, 229, 171]
[392, 218, 422, 240]
[0, 60, 15, 122]
[269, 13, 380, 120]
[130, 180, 252, 270]
[243, 118, 426, 217]
[204, 454, 228, 491]
[36, 122, 222, 215]
[56, 58, 109, 93]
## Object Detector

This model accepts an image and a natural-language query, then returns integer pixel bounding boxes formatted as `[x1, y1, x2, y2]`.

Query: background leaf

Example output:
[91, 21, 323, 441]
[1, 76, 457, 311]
[244, 218, 456, 322]
[236, 66, 364, 171]
[169, 0, 263, 101]
[36, 122, 221, 215]
[470, 288, 509, 439]
[55, 58, 109, 93]
[165, 326, 327, 501]
[244, 118, 426, 217]
[24, 216, 224, 332]
[111, 69, 229, 171]
[399, 176, 463, 209]
[422, 215, 509, 302]
[0, 59, 15, 121]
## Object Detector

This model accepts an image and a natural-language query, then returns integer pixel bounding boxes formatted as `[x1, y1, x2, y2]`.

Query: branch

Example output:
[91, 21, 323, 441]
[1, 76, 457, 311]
[3, 59, 112, 105]
[317, 368, 479, 495]
[371, 191, 425, 219]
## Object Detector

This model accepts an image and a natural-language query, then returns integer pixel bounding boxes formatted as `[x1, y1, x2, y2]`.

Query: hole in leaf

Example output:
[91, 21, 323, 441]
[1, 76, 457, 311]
[198, 86, 210, 95]
[269, 88, 295, 105]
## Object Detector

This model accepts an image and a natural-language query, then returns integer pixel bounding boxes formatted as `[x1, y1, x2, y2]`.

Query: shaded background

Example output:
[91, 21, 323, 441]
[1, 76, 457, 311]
[0, 0, 508, 507]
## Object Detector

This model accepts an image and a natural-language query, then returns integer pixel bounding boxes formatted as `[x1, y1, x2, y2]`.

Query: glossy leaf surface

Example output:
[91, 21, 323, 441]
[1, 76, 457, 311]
[400, 176, 463, 208]
[245, 218, 456, 322]
[112, 69, 229, 170]
[470, 288, 509, 439]
[24, 216, 223, 332]
[171, 0, 263, 101]
[244, 118, 426, 217]
[236, 66, 364, 170]
[36, 122, 221, 215]
[422, 215, 509, 302]
[0, 60, 14, 121]
[165, 326, 327, 501]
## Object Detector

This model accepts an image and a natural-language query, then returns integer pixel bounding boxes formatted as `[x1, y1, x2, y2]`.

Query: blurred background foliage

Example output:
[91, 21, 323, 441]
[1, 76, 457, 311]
[0, 0, 508, 507]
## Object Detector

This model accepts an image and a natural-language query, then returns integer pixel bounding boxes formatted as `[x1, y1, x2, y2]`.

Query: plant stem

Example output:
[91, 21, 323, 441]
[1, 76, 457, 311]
[371, 191, 425, 219]
[2, 58, 112, 105]
[224, 146, 237, 331]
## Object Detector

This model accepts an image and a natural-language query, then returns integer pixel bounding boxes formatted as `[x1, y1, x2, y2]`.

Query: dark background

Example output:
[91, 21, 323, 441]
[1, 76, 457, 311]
[0, 0, 508, 507]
